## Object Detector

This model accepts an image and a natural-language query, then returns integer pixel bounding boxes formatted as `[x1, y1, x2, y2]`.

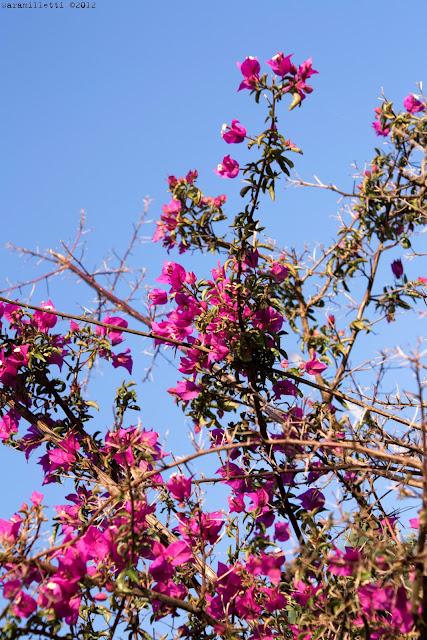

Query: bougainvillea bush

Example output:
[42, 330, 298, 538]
[0, 52, 426, 640]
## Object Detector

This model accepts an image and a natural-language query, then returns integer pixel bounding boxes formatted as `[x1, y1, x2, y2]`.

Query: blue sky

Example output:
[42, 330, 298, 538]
[0, 0, 426, 516]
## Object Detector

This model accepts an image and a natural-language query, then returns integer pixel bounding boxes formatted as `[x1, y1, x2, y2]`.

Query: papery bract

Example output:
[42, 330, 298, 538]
[216, 155, 240, 178]
[237, 56, 260, 91]
[221, 120, 247, 144]
[267, 51, 293, 76]
[403, 94, 425, 113]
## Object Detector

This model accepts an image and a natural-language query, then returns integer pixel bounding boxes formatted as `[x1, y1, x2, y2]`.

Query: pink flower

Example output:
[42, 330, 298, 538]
[372, 120, 390, 137]
[221, 120, 247, 144]
[167, 473, 192, 501]
[30, 491, 44, 506]
[157, 262, 187, 292]
[391, 259, 404, 279]
[76, 526, 110, 563]
[246, 551, 285, 585]
[270, 262, 289, 282]
[11, 591, 37, 618]
[0, 514, 22, 543]
[305, 356, 327, 376]
[235, 586, 263, 619]
[168, 379, 201, 401]
[96, 316, 128, 346]
[328, 546, 361, 576]
[32, 299, 57, 332]
[274, 521, 290, 541]
[272, 380, 298, 398]
[151, 580, 188, 617]
[112, 349, 133, 374]
[297, 488, 325, 511]
[237, 56, 260, 91]
[247, 488, 270, 515]
[149, 540, 193, 581]
[70, 320, 80, 332]
[0, 350, 19, 385]
[403, 94, 425, 114]
[216, 155, 239, 179]
[410, 517, 419, 529]
[283, 58, 318, 104]
[186, 169, 198, 183]
[9, 344, 29, 368]
[0, 411, 19, 440]
[178, 511, 223, 544]
[48, 434, 80, 472]
[252, 306, 283, 333]
[162, 198, 181, 215]
[148, 289, 168, 305]
[267, 52, 293, 76]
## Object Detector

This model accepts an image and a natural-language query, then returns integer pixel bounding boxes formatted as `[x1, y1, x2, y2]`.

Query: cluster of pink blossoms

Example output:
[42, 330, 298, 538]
[1, 425, 225, 624]
[0, 302, 133, 484]
[150, 257, 290, 401]
[373, 93, 426, 136]
[216, 52, 317, 180]
[153, 170, 227, 252]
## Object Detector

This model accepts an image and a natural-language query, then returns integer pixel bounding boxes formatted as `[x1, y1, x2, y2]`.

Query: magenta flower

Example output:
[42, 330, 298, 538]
[30, 491, 44, 506]
[157, 261, 187, 291]
[11, 591, 37, 618]
[328, 546, 361, 576]
[305, 356, 327, 376]
[96, 315, 128, 346]
[148, 289, 168, 305]
[162, 198, 181, 215]
[111, 349, 133, 374]
[69, 320, 80, 332]
[247, 488, 270, 515]
[0, 411, 19, 441]
[178, 511, 223, 544]
[9, 344, 29, 368]
[246, 551, 285, 585]
[283, 57, 318, 105]
[403, 94, 425, 114]
[149, 540, 193, 581]
[151, 580, 188, 617]
[75, 526, 110, 563]
[221, 120, 247, 144]
[0, 351, 18, 385]
[270, 262, 289, 282]
[237, 56, 260, 91]
[297, 488, 325, 511]
[166, 473, 192, 501]
[0, 514, 22, 543]
[274, 521, 291, 541]
[272, 380, 298, 398]
[252, 306, 283, 333]
[267, 52, 293, 76]
[235, 586, 263, 619]
[168, 379, 201, 401]
[32, 299, 57, 332]
[216, 155, 240, 179]
[372, 120, 390, 137]
[391, 259, 404, 278]
[48, 434, 80, 472]
[358, 583, 390, 612]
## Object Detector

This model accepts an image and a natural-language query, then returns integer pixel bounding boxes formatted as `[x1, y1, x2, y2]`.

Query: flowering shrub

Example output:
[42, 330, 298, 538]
[0, 52, 427, 640]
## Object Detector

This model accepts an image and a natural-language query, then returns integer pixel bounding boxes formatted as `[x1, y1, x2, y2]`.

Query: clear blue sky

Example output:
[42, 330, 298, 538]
[0, 0, 426, 514]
